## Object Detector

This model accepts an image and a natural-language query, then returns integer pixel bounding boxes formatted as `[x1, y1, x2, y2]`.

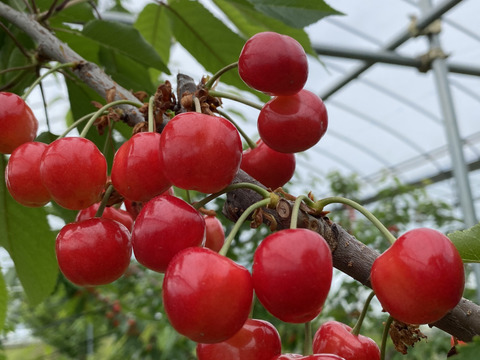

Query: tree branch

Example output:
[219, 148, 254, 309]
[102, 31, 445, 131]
[223, 170, 480, 342]
[0, 2, 145, 127]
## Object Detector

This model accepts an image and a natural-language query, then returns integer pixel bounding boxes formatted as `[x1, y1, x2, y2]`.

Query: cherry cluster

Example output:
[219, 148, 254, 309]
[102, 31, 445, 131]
[0, 30, 466, 360]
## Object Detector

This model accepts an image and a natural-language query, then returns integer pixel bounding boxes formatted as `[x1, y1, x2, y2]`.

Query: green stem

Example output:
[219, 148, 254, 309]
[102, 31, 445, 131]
[316, 196, 396, 245]
[79, 100, 143, 138]
[380, 316, 393, 360]
[22, 62, 77, 100]
[217, 110, 257, 149]
[303, 321, 313, 355]
[204, 62, 238, 90]
[290, 195, 309, 229]
[58, 112, 101, 138]
[193, 182, 271, 210]
[351, 291, 376, 336]
[219, 198, 271, 256]
[148, 96, 155, 132]
[209, 90, 264, 111]
[94, 184, 114, 218]
[193, 96, 202, 113]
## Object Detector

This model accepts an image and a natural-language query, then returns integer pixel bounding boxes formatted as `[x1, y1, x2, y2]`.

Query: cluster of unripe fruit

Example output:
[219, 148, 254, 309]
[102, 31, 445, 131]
[0, 31, 466, 359]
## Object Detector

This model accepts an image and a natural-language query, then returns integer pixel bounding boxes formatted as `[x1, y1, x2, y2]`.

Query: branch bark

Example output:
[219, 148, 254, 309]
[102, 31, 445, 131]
[223, 170, 480, 342]
[0, 2, 144, 127]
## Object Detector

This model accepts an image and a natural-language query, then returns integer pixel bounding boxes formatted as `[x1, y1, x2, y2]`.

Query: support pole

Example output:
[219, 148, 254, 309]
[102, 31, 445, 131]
[418, 0, 480, 302]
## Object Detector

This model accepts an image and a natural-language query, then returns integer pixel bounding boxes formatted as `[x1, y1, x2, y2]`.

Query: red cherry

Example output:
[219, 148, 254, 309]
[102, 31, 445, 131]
[0, 92, 38, 154]
[132, 195, 205, 273]
[252, 228, 332, 323]
[204, 215, 225, 252]
[123, 187, 174, 220]
[111, 132, 171, 202]
[5, 142, 50, 207]
[257, 89, 328, 153]
[196, 318, 281, 360]
[312, 321, 380, 360]
[273, 354, 345, 360]
[370, 228, 465, 325]
[56, 218, 132, 286]
[76, 203, 134, 232]
[160, 112, 242, 194]
[163, 247, 253, 343]
[240, 140, 296, 189]
[40, 137, 107, 210]
[238, 32, 308, 96]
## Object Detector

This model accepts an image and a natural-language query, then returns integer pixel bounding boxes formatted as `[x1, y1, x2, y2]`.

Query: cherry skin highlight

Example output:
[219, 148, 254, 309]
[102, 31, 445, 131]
[238, 32, 308, 96]
[257, 89, 328, 153]
[163, 247, 253, 344]
[241, 139, 296, 189]
[196, 318, 281, 360]
[40, 137, 107, 210]
[131, 195, 205, 273]
[370, 227, 465, 325]
[5, 141, 50, 207]
[111, 132, 171, 202]
[312, 321, 380, 360]
[252, 228, 333, 323]
[160, 112, 242, 194]
[56, 218, 132, 286]
[0, 92, 38, 154]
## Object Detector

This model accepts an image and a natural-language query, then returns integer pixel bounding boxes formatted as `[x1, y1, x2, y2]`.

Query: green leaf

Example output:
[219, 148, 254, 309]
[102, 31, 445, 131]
[0, 156, 58, 306]
[448, 223, 480, 263]
[49, 2, 96, 26]
[455, 336, 480, 359]
[247, 0, 343, 29]
[165, 0, 256, 95]
[55, 29, 101, 64]
[0, 269, 7, 330]
[212, 0, 317, 56]
[135, 3, 172, 66]
[82, 20, 170, 74]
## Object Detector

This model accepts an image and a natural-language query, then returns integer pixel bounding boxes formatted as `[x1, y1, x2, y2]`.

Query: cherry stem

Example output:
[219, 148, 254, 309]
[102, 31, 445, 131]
[380, 316, 393, 360]
[193, 96, 202, 113]
[219, 198, 271, 256]
[217, 110, 257, 149]
[58, 111, 104, 138]
[148, 96, 155, 132]
[94, 184, 114, 218]
[351, 290, 376, 336]
[204, 62, 238, 90]
[290, 195, 310, 229]
[193, 182, 271, 210]
[208, 90, 264, 111]
[22, 62, 78, 100]
[79, 100, 143, 138]
[303, 321, 313, 355]
[315, 196, 396, 245]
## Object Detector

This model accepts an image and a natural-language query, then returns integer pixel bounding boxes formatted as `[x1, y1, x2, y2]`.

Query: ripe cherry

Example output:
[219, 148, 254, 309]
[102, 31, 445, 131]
[238, 32, 308, 96]
[0, 92, 38, 154]
[56, 218, 132, 286]
[40, 137, 107, 210]
[370, 228, 465, 325]
[252, 228, 333, 323]
[204, 215, 225, 252]
[312, 321, 380, 360]
[196, 318, 281, 360]
[163, 247, 253, 343]
[122, 186, 173, 220]
[131, 195, 205, 273]
[273, 354, 346, 360]
[160, 112, 242, 194]
[76, 203, 134, 232]
[241, 140, 296, 189]
[257, 89, 328, 153]
[111, 132, 171, 202]
[5, 141, 50, 207]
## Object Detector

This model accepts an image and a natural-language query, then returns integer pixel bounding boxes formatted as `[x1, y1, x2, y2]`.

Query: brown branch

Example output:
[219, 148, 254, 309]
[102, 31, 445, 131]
[0, 2, 145, 127]
[223, 169, 480, 342]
